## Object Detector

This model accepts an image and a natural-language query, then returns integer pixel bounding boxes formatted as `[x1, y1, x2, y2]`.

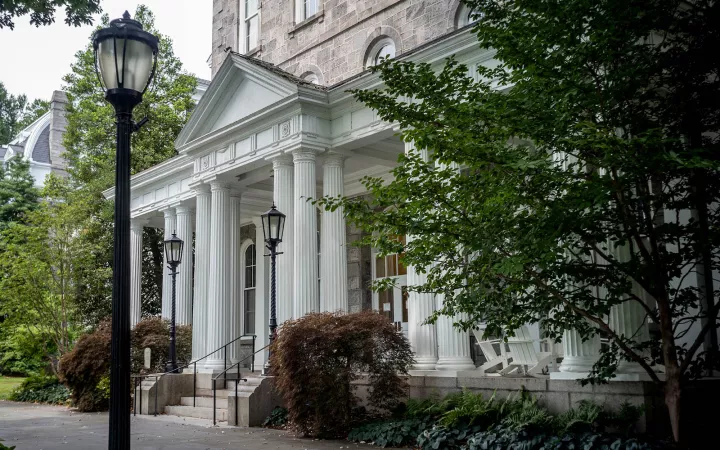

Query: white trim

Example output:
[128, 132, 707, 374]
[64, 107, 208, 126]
[240, 238, 257, 335]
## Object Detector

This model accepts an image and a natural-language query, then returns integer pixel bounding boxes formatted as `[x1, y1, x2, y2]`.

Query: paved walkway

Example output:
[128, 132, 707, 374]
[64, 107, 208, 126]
[0, 401, 372, 449]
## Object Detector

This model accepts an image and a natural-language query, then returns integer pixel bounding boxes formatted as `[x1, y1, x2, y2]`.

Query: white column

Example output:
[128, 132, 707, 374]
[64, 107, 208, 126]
[130, 218, 146, 328]
[161, 208, 177, 319]
[175, 206, 194, 326]
[555, 329, 601, 376]
[254, 217, 269, 370]
[435, 294, 475, 371]
[404, 141, 438, 370]
[293, 149, 319, 317]
[272, 156, 294, 324]
[407, 263, 438, 370]
[229, 192, 242, 364]
[608, 241, 650, 376]
[191, 185, 211, 362]
[205, 181, 232, 371]
[320, 153, 348, 312]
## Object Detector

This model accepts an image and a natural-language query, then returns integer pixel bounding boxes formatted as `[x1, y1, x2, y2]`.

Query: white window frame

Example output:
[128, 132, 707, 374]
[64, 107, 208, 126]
[239, 0, 260, 53]
[295, 0, 319, 24]
[370, 237, 408, 336]
[365, 37, 396, 68]
[241, 240, 256, 335]
[456, 5, 481, 28]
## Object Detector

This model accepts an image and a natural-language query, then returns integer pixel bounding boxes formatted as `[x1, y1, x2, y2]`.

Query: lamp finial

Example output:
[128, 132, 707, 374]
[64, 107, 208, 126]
[122, 11, 131, 20]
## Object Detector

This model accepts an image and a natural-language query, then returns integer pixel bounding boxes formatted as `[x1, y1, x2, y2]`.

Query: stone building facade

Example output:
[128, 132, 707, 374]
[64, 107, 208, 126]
[210, 0, 471, 83]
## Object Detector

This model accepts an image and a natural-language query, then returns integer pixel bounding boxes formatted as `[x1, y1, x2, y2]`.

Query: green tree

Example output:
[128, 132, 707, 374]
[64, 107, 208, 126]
[322, 0, 719, 444]
[61, 4, 197, 322]
[0, 175, 101, 374]
[0, 81, 50, 143]
[0, 157, 39, 231]
[0, 0, 101, 29]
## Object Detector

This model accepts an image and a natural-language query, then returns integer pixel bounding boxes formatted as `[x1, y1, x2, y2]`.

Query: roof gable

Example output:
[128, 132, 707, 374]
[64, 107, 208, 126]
[176, 54, 305, 148]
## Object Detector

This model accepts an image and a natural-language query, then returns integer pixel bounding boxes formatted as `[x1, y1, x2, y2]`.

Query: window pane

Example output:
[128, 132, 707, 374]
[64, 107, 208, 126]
[305, 0, 318, 18]
[387, 254, 397, 277]
[402, 287, 409, 322]
[380, 290, 394, 322]
[244, 289, 255, 334]
[245, 0, 257, 15]
[398, 254, 407, 275]
[375, 255, 385, 278]
[247, 16, 258, 50]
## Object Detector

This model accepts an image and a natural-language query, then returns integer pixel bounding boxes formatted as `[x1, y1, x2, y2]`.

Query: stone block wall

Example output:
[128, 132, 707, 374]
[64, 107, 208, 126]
[211, 0, 465, 82]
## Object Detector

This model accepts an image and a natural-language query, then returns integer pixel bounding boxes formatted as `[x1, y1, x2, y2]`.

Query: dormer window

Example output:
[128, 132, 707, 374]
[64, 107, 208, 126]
[456, 5, 481, 28]
[365, 37, 396, 67]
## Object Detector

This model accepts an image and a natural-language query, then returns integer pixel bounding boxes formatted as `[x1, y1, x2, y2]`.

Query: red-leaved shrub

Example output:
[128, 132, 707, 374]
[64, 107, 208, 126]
[270, 311, 414, 438]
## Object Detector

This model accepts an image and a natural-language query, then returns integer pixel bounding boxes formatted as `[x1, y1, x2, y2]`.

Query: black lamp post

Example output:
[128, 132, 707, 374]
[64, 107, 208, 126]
[92, 11, 158, 450]
[260, 204, 286, 376]
[164, 232, 184, 373]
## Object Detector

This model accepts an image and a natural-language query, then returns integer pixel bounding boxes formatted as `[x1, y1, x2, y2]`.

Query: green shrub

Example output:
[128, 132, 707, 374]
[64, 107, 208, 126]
[271, 311, 414, 438]
[131, 317, 192, 374]
[263, 407, 289, 427]
[9, 374, 69, 404]
[58, 320, 111, 411]
[417, 424, 483, 450]
[348, 418, 432, 448]
[0, 441, 16, 450]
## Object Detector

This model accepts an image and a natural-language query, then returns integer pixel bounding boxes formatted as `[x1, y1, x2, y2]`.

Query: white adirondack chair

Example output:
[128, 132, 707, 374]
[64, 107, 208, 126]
[499, 325, 557, 378]
[471, 328, 510, 374]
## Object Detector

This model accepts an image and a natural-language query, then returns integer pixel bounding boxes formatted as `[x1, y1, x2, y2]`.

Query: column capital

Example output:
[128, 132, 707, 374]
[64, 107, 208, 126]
[189, 181, 211, 195]
[323, 152, 345, 168]
[209, 179, 232, 192]
[292, 148, 318, 163]
[130, 218, 148, 231]
[270, 155, 293, 168]
[174, 205, 195, 216]
[229, 189, 243, 199]
[160, 207, 176, 218]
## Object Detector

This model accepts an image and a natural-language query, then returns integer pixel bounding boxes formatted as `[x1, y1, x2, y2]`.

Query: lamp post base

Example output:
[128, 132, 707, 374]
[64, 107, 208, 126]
[165, 362, 179, 374]
[262, 362, 272, 377]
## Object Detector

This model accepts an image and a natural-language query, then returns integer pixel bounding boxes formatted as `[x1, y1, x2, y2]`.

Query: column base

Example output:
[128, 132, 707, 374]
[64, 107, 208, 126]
[557, 355, 598, 375]
[412, 356, 438, 371]
[202, 358, 229, 373]
[435, 356, 476, 371]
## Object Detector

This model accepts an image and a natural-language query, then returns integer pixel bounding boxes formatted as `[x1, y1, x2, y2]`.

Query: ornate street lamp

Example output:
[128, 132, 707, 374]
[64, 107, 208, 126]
[260, 204, 286, 375]
[92, 11, 158, 450]
[164, 232, 184, 373]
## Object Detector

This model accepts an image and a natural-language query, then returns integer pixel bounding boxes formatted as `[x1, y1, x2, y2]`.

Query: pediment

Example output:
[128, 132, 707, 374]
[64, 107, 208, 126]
[176, 54, 300, 148]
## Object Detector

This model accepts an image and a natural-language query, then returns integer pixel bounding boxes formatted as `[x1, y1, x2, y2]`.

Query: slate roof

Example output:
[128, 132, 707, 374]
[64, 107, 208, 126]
[0, 147, 6, 159]
[232, 52, 329, 91]
[32, 124, 51, 164]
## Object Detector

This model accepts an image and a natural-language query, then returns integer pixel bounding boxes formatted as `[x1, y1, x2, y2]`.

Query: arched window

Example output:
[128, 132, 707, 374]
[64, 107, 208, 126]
[456, 5, 481, 28]
[243, 243, 256, 334]
[365, 37, 396, 67]
[303, 72, 319, 84]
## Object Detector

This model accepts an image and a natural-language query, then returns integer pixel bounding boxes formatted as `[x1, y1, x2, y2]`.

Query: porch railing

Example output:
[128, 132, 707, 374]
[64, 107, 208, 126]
[131, 334, 257, 416]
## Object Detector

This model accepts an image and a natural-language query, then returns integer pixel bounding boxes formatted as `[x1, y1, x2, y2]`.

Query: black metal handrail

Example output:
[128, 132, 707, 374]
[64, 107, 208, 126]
[211, 344, 270, 426]
[131, 334, 257, 416]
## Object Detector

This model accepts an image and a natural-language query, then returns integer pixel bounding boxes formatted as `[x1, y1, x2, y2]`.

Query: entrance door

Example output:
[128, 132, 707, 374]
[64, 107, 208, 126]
[372, 237, 409, 337]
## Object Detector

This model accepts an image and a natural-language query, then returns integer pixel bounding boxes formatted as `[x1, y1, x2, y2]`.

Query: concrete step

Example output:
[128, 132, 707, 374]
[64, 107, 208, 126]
[195, 388, 231, 398]
[180, 396, 228, 409]
[165, 405, 227, 422]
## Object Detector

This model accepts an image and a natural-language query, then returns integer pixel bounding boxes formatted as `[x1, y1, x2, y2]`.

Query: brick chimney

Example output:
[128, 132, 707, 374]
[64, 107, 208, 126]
[48, 90, 68, 175]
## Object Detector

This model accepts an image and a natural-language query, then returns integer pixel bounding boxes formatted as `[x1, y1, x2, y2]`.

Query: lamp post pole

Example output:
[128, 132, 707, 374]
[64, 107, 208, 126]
[92, 12, 159, 450]
[260, 204, 286, 376]
[167, 262, 179, 373]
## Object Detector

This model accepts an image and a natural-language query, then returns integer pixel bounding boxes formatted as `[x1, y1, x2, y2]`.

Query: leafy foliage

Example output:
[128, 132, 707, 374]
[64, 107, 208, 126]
[348, 418, 433, 448]
[271, 311, 414, 438]
[58, 319, 111, 411]
[0, 325, 50, 376]
[9, 374, 69, 404]
[262, 407, 289, 428]
[130, 317, 192, 374]
[60, 5, 197, 324]
[323, 0, 720, 443]
[0, 157, 38, 231]
[0, 442, 16, 450]
[0, 81, 48, 143]
[0, 0, 101, 29]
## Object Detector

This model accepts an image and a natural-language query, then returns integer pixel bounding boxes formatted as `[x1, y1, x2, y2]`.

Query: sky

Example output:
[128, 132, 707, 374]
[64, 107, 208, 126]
[0, 0, 213, 102]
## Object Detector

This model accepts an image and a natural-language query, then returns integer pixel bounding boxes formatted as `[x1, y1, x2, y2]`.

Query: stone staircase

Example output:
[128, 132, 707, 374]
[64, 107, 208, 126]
[163, 373, 268, 424]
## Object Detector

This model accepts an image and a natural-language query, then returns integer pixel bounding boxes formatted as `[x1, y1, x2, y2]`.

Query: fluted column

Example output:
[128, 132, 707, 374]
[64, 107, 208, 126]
[608, 241, 650, 375]
[130, 218, 146, 328]
[435, 294, 475, 370]
[205, 180, 232, 371]
[272, 156, 294, 324]
[320, 153, 348, 312]
[404, 141, 438, 369]
[175, 206, 194, 326]
[555, 329, 601, 376]
[293, 149, 319, 317]
[229, 192, 242, 364]
[254, 217, 269, 369]
[191, 185, 211, 362]
[161, 208, 177, 319]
